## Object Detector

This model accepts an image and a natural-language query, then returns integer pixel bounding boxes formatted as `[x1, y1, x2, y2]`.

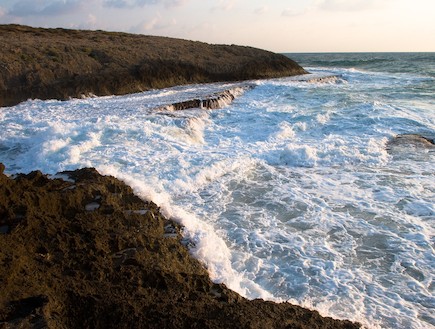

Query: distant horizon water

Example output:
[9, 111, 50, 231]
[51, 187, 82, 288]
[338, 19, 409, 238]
[1, 52, 434, 329]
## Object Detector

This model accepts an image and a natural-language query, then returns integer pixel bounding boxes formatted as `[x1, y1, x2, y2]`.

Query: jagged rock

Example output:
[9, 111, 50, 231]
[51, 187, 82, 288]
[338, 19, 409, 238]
[0, 164, 360, 329]
[155, 85, 253, 112]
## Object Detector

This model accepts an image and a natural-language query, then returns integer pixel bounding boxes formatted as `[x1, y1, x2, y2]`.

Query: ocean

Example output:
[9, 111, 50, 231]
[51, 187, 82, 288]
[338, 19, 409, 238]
[1, 52, 434, 328]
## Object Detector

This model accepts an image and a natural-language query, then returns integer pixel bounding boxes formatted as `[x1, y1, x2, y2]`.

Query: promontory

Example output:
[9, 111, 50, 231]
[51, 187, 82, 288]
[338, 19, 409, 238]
[0, 24, 306, 107]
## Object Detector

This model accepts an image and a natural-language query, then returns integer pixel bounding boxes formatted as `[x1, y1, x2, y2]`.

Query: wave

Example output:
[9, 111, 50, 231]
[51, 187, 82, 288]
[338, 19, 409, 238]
[287, 52, 435, 77]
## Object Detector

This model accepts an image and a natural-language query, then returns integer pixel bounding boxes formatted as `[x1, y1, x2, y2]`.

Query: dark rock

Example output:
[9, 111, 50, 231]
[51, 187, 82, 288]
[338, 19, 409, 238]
[387, 133, 435, 152]
[0, 165, 360, 328]
[155, 85, 253, 112]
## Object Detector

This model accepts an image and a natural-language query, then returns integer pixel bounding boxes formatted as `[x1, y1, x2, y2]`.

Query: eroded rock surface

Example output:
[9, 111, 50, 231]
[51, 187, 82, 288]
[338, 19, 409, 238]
[0, 165, 359, 328]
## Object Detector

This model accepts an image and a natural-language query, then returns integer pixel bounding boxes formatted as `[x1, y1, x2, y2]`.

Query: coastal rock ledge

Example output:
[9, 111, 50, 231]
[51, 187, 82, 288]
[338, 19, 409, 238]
[0, 165, 360, 329]
[0, 24, 307, 107]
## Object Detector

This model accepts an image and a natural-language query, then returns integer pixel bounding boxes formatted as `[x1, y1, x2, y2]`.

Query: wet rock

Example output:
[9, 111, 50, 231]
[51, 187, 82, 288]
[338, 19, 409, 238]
[0, 25, 306, 107]
[0, 165, 360, 328]
[387, 134, 435, 153]
[155, 85, 253, 112]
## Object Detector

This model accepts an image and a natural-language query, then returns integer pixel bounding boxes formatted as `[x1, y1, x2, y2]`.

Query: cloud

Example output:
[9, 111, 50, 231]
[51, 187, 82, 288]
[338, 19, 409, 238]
[0, 6, 5, 17]
[103, 0, 156, 8]
[164, 0, 188, 7]
[130, 15, 177, 33]
[86, 13, 97, 27]
[317, 0, 385, 11]
[281, 7, 306, 17]
[8, 0, 86, 17]
[211, 0, 236, 12]
[103, 0, 188, 8]
[254, 6, 268, 15]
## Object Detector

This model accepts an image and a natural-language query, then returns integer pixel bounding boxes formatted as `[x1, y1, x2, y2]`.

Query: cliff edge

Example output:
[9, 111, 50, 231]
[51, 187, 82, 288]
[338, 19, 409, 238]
[0, 25, 307, 107]
[0, 165, 359, 328]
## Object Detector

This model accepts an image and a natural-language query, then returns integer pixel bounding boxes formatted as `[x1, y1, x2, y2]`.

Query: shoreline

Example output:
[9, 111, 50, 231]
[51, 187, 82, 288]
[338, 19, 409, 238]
[0, 165, 361, 328]
[0, 24, 307, 107]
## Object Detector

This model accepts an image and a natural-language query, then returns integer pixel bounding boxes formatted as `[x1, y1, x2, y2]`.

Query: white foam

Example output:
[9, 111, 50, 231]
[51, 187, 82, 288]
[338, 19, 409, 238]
[0, 69, 434, 329]
[274, 121, 296, 139]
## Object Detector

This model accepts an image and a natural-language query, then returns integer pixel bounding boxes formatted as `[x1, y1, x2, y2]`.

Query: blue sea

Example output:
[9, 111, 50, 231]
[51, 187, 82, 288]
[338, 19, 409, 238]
[1, 53, 434, 328]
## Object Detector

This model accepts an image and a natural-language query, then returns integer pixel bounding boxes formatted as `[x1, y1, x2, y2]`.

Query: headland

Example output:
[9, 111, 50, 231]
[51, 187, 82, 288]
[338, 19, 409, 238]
[0, 24, 306, 107]
[0, 165, 360, 328]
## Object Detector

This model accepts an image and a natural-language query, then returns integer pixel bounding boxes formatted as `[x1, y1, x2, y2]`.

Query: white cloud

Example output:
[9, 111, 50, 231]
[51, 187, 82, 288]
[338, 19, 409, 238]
[142, 17, 159, 30]
[212, 0, 237, 12]
[281, 7, 306, 17]
[103, 0, 156, 8]
[130, 14, 177, 33]
[164, 0, 188, 7]
[317, 0, 386, 11]
[86, 14, 97, 27]
[103, 0, 188, 9]
[254, 6, 268, 15]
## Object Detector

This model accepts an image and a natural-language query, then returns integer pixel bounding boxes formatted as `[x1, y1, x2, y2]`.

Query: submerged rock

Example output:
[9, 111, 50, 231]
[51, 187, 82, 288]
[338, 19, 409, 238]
[0, 164, 360, 328]
[387, 134, 435, 152]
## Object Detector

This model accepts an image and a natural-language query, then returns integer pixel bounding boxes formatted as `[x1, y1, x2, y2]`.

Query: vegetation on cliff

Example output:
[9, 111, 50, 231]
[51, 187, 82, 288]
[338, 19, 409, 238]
[0, 24, 306, 107]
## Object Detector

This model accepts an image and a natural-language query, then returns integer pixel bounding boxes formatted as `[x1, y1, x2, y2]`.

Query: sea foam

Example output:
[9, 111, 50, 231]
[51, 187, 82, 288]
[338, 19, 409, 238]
[1, 63, 434, 329]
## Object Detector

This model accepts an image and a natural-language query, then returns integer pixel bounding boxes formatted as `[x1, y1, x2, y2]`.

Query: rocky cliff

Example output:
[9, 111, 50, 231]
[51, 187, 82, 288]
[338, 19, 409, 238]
[0, 25, 307, 107]
[0, 165, 359, 328]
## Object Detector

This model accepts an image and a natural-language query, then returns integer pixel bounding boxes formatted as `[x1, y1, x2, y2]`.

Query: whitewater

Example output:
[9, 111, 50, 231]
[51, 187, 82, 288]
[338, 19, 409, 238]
[1, 53, 434, 328]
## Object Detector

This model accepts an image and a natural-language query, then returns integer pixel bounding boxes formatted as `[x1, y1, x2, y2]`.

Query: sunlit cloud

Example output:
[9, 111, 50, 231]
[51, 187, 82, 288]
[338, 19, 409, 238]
[164, 0, 188, 7]
[281, 7, 306, 17]
[317, 0, 387, 11]
[212, 0, 237, 12]
[103, 0, 156, 8]
[86, 14, 97, 28]
[130, 14, 177, 33]
[103, 0, 188, 9]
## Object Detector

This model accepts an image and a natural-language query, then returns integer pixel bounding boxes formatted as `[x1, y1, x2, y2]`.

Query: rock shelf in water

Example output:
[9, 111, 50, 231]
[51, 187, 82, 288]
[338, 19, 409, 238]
[154, 85, 253, 111]
[0, 165, 360, 328]
[386, 133, 435, 151]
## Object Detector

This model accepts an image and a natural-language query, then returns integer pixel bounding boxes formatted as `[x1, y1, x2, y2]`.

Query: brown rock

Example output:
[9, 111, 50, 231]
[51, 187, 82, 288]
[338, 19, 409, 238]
[0, 166, 360, 328]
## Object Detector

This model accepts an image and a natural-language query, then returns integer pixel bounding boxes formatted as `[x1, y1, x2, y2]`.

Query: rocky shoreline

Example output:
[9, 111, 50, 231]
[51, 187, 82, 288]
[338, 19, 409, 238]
[0, 25, 360, 328]
[0, 165, 360, 328]
[0, 25, 307, 107]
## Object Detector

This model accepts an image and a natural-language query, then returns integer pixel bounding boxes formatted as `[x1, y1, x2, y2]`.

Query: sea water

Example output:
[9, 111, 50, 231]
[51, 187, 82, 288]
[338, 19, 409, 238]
[1, 53, 434, 328]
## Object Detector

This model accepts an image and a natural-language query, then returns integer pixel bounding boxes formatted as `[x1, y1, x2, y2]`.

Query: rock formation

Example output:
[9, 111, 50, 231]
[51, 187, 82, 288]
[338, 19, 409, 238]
[387, 134, 435, 151]
[155, 85, 253, 112]
[0, 165, 360, 328]
[0, 25, 307, 107]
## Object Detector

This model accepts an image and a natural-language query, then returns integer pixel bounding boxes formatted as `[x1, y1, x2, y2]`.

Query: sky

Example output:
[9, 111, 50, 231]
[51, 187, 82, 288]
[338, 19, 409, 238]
[0, 0, 434, 52]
